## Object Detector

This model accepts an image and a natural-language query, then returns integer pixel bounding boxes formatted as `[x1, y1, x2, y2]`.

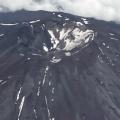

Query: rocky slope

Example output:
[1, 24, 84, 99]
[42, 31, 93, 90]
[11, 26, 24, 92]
[0, 10, 120, 120]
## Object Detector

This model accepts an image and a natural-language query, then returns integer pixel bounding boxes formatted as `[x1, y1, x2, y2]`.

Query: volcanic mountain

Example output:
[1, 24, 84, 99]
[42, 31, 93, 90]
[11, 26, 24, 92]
[0, 10, 120, 120]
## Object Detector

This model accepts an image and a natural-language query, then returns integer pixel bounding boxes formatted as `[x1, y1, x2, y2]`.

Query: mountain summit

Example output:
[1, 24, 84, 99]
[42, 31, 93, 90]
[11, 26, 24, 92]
[0, 10, 120, 120]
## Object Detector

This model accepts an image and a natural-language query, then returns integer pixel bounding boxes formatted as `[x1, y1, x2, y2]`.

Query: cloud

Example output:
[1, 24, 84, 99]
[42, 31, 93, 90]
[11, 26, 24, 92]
[0, 0, 120, 22]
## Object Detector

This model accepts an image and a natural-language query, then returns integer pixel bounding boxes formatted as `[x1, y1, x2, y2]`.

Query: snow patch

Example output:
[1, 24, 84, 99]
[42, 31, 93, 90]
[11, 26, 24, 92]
[103, 43, 105, 45]
[37, 87, 40, 96]
[42, 66, 49, 85]
[20, 54, 25, 57]
[0, 23, 18, 26]
[81, 18, 86, 21]
[0, 80, 3, 82]
[63, 23, 66, 26]
[50, 56, 61, 63]
[28, 58, 31, 60]
[48, 30, 59, 49]
[34, 109, 37, 118]
[111, 37, 118, 40]
[32, 53, 41, 56]
[109, 33, 115, 35]
[58, 14, 62, 17]
[65, 18, 69, 20]
[51, 99, 54, 101]
[56, 28, 59, 32]
[45, 96, 51, 119]
[84, 21, 89, 24]
[65, 52, 71, 56]
[49, 81, 51, 86]
[1, 81, 7, 85]
[63, 28, 94, 51]
[99, 47, 104, 55]
[59, 28, 72, 40]
[52, 88, 55, 94]
[16, 87, 22, 101]
[0, 34, 4, 36]
[76, 22, 83, 26]
[81, 18, 89, 24]
[29, 19, 40, 23]
[43, 45, 48, 52]
[18, 96, 25, 119]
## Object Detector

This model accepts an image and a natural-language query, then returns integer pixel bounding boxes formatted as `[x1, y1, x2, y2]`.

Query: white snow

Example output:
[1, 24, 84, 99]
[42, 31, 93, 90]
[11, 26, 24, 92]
[20, 54, 24, 56]
[85, 34, 93, 43]
[111, 37, 118, 40]
[59, 29, 65, 40]
[53, 13, 55, 15]
[59, 28, 72, 40]
[109, 33, 115, 35]
[56, 28, 59, 32]
[41, 26, 44, 30]
[99, 47, 104, 55]
[45, 96, 51, 119]
[18, 96, 25, 119]
[43, 24, 45, 27]
[103, 43, 105, 45]
[28, 58, 31, 60]
[29, 19, 40, 23]
[65, 52, 71, 56]
[63, 23, 66, 26]
[43, 45, 48, 52]
[65, 18, 69, 20]
[49, 81, 51, 86]
[37, 87, 40, 96]
[42, 66, 49, 85]
[1, 81, 7, 85]
[72, 50, 79, 55]
[16, 87, 22, 101]
[34, 109, 37, 118]
[0, 23, 18, 26]
[84, 21, 89, 24]
[30, 25, 33, 33]
[0, 34, 4, 36]
[81, 18, 89, 24]
[81, 18, 86, 21]
[0, 80, 3, 82]
[43, 75, 46, 85]
[48, 26, 95, 52]
[76, 22, 83, 26]
[62, 28, 94, 51]
[52, 88, 55, 94]
[51, 99, 54, 101]
[48, 30, 59, 49]
[8, 76, 11, 79]
[32, 53, 41, 56]
[50, 56, 61, 63]
[58, 14, 62, 17]
[107, 46, 110, 49]
[39, 81, 41, 85]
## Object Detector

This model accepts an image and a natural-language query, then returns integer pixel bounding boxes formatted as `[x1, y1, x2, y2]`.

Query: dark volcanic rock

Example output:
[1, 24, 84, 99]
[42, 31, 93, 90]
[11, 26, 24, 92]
[0, 10, 120, 120]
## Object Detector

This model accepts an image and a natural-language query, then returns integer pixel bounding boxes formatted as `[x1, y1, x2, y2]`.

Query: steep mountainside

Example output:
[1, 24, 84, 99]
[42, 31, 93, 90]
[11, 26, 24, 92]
[0, 10, 120, 120]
